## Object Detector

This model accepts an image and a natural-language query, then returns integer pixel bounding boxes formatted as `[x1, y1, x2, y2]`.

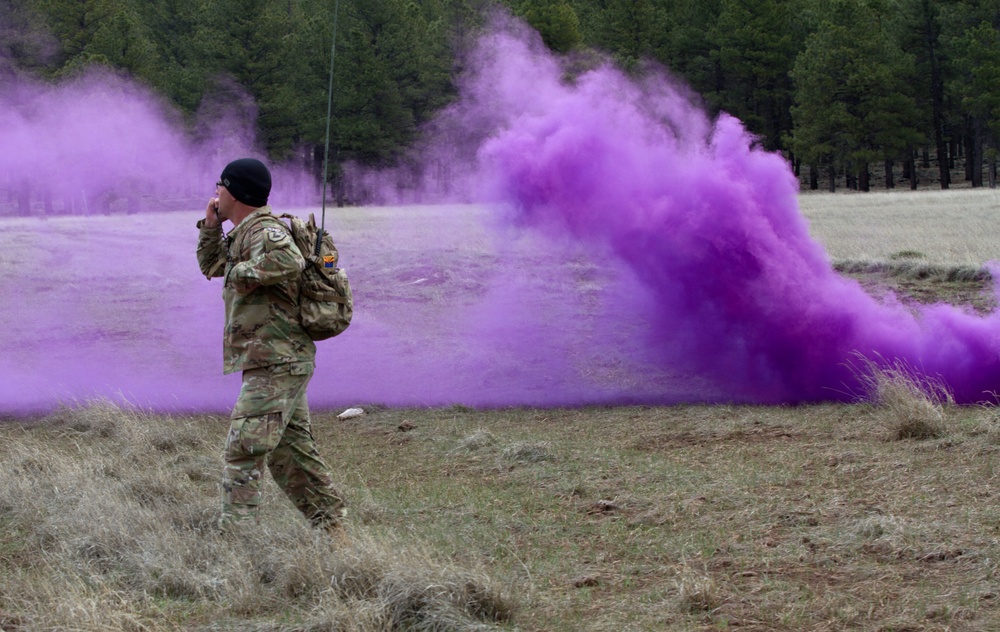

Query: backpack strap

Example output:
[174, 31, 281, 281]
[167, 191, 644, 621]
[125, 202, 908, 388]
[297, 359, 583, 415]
[303, 286, 348, 304]
[278, 212, 320, 264]
[228, 212, 280, 263]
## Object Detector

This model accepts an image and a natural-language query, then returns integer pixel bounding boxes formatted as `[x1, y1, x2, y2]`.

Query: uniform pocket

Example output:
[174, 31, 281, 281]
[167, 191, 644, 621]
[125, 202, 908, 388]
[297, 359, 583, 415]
[231, 363, 313, 419]
[227, 413, 283, 458]
[231, 366, 283, 418]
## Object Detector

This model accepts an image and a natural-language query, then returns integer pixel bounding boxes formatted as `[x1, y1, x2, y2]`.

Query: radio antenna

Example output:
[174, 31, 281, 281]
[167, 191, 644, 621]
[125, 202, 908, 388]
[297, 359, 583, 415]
[317, 0, 340, 257]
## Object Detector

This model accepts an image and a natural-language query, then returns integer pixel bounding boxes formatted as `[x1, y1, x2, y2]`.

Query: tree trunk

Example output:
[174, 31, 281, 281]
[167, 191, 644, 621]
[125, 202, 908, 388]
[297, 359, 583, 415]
[884, 158, 895, 189]
[908, 155, 918, 189]
[828, 165, 836, 192]
[859, 164, 870, 192]
[937, 137, 950, 189]
[846, 170, 857, 190]
[919, 0, 949, 190]
[17, 182, 30, 217]
[970, 119, 984, 188]
[809, 164, 819, 190]
[936, 142, 950, 188]
[964, 131, 974, 182]
[965, 137, 973, 181]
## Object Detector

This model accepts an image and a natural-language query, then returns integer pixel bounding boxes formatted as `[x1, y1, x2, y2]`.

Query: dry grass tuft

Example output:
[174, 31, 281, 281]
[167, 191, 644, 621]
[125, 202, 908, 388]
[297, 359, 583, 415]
[893, 416, 942, 441]
[499, 441, 555, 464]
[451, 433, 555, 467]
[889, 249, 926, 260]
[673, 561, 720, 614]
[852, 355, 952, 441]
[327, 533, 513, 631]
[452, 430, 498, 453]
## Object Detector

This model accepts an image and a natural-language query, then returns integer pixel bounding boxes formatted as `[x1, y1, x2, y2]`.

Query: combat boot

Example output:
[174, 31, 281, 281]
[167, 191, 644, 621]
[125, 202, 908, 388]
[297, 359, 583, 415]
[216, 515, 258, 537]
[324, 521, 351, 546]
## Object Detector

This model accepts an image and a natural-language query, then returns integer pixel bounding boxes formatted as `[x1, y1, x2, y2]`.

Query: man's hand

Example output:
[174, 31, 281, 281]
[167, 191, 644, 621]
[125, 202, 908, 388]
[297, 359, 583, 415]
[204, 198, 221, 228]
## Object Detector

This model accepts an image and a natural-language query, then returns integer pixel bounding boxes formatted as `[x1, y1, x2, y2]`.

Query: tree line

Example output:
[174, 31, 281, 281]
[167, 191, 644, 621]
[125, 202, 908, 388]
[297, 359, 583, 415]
[2, 0, 999, 194]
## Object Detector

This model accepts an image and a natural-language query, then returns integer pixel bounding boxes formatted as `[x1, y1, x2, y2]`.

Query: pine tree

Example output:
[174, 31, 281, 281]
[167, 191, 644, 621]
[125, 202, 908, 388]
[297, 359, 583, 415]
[791, 0, 923, 190]
[947, 21, 1000, 186]
[522, 0, 583, 53]
[709, 0, 800, 151]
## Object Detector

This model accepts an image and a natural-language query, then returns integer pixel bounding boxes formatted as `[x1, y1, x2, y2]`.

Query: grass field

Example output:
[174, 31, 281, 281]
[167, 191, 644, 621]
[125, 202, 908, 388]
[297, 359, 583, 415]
[800, 188, 1000, 267]
[3, 189, 1000, 630]
[801, 188, 1000, 313]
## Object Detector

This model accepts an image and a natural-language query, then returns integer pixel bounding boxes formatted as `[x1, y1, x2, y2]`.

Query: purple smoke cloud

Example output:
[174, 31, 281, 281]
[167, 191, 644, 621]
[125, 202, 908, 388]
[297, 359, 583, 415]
[466, 23, 1000, 404]
[3, 17, 1000, 415]
[0, 69, 315, 215]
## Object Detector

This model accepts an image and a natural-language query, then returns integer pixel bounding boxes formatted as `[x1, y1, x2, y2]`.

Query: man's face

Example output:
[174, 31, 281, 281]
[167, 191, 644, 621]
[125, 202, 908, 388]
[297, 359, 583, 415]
[216, 182, 236, 220]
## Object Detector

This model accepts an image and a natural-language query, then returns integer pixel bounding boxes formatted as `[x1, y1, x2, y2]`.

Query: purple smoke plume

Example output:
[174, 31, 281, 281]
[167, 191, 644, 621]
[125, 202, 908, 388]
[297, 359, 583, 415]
[3, 17, 1000, 415]
[464, 23, 1000, 404]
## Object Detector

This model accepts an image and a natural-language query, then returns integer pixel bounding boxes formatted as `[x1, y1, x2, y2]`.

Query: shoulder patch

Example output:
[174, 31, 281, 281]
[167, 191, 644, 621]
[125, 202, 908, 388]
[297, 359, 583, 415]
[265, 226, 288, 243]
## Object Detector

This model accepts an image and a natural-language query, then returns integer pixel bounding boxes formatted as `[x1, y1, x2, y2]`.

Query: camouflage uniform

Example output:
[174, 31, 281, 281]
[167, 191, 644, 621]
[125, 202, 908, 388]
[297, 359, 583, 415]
[197, 207, 346, 530]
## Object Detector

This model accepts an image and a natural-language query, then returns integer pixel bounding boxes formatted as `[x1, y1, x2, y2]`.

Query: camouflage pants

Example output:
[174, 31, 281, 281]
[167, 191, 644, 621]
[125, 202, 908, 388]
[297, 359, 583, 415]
[221, 361, 346, 530]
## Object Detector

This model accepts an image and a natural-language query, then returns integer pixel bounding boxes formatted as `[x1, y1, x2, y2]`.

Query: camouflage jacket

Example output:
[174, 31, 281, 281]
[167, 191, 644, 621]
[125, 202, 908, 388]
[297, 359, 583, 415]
[197, 207, 316, 374]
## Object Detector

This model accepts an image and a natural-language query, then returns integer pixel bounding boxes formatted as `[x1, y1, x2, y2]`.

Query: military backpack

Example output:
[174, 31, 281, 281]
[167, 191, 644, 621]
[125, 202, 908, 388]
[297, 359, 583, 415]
[279, 212, 354, 340]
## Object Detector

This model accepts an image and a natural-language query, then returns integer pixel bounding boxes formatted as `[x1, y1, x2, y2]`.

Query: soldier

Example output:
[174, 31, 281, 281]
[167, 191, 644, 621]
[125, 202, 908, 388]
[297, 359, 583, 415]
[196, 157, 347, 539]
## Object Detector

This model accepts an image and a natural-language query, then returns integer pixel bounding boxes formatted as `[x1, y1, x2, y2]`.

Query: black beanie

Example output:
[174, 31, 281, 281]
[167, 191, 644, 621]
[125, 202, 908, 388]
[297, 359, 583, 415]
[220, 158, 271, 207]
